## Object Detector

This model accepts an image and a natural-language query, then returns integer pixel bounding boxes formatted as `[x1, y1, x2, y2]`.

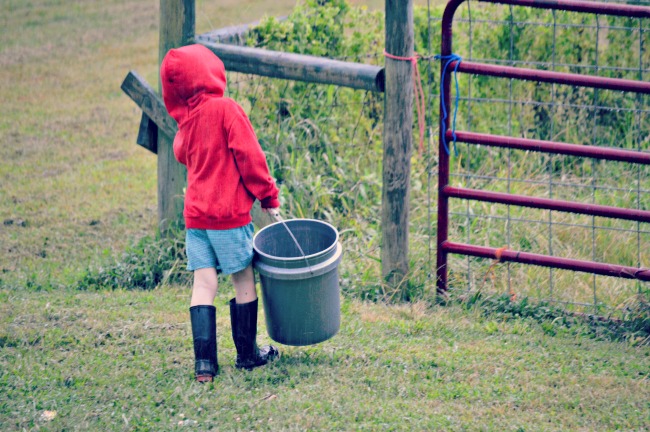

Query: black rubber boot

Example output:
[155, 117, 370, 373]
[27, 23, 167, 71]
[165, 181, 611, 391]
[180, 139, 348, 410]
[229, 298, 279, 370]
[189, 305, 218, 382]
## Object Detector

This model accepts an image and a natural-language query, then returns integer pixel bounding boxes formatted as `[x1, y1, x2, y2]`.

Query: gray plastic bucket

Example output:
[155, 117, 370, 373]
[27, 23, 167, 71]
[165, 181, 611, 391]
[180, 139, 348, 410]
[253, 219, 343, 346]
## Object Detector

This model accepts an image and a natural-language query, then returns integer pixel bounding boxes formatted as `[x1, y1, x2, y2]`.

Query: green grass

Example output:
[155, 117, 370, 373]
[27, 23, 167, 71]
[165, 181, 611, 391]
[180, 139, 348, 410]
[0, 0, 315, 290]
[1, 286, 649, 431]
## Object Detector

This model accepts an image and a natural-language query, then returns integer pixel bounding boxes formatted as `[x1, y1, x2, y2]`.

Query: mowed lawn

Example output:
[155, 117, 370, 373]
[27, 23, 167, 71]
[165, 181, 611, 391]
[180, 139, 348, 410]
[2, 287, 649, 430]
[0, 0, 648, 431]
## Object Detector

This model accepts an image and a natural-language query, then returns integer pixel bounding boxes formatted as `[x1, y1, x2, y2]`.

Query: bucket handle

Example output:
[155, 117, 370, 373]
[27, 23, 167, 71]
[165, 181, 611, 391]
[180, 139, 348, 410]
[269, 210, 314, 276]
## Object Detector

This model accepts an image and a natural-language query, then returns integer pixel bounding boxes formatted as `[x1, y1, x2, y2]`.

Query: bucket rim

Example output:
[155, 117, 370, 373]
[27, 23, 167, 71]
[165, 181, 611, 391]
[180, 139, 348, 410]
[253, 218, 339, 262]
[255, 242, 342, 279]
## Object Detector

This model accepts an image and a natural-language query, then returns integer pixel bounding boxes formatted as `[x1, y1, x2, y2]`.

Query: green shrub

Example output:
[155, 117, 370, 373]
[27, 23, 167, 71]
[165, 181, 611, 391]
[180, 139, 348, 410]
[77, 228, 190, 291]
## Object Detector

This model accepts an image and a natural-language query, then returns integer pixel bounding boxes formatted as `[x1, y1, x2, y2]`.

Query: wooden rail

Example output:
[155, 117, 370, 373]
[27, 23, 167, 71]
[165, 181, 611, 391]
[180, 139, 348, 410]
[200, 41, 385, 93]
[195, 18, 279, 46]
[120, 70, 177, 152]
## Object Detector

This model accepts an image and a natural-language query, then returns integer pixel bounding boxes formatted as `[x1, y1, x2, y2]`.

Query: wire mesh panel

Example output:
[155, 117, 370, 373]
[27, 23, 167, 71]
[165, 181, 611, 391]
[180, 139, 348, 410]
[427, 0, 650, 316]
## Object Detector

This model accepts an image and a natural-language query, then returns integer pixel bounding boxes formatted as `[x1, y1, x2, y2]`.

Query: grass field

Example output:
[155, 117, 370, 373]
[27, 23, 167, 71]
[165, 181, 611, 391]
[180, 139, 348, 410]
[0, 0, 308, 289]
[1, 0, 649, 430]
[2, 287, 649, 430]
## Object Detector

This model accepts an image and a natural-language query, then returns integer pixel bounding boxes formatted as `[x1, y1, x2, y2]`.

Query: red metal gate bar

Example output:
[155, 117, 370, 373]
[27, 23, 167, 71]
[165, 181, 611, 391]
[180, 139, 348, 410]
[448, 131, 650, 165]
[443, 186, 650, 223]
[481, 0, 650, 18]
[454, 61, 650, 94]
[442, 241, 650, 281]
[436, 0, 650, 294]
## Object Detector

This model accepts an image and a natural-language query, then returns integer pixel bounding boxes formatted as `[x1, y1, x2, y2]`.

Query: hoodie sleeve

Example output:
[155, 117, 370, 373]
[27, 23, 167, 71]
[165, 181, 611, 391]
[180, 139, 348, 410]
[226, 103, 280, 209]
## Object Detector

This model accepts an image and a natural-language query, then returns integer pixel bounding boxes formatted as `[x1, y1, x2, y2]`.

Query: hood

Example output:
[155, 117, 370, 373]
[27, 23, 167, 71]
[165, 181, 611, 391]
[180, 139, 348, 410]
[160, 44, 227, 124]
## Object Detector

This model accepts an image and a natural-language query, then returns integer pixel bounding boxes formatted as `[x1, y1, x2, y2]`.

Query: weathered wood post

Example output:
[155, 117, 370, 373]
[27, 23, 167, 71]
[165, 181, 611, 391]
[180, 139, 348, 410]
[157, 0, 195, 230]
[382, 0, 414, 287]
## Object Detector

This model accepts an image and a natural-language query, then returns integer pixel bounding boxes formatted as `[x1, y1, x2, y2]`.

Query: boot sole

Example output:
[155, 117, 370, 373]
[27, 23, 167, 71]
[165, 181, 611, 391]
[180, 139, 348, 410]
[195, 374, 214, 383]
[235, 350, 280, 370]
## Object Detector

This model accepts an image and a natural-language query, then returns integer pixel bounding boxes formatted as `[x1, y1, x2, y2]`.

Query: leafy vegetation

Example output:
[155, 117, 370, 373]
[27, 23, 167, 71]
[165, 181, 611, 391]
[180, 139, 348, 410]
[76, 227, 191, 291]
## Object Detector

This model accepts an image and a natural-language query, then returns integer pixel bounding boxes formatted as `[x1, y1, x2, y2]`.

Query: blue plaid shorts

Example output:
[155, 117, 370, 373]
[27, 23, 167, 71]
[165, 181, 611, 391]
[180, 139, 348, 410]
[185, 223, 254, 274]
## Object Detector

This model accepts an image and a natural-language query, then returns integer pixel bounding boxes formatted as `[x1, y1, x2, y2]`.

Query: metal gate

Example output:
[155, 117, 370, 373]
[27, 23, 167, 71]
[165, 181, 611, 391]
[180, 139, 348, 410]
[435, 0, 650, 303]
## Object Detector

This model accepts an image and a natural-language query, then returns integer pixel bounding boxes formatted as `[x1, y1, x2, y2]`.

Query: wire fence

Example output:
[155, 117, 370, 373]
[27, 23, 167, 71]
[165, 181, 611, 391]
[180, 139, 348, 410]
[424, 0, 650, 316]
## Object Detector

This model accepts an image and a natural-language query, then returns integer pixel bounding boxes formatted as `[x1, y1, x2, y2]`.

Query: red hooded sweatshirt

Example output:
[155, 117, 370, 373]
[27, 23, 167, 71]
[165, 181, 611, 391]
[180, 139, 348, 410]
[160, 44, 280, 230]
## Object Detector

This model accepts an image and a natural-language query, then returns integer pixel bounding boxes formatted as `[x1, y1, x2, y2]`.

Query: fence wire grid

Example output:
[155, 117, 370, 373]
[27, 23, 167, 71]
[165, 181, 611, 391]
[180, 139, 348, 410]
[424, 0, 650, 315]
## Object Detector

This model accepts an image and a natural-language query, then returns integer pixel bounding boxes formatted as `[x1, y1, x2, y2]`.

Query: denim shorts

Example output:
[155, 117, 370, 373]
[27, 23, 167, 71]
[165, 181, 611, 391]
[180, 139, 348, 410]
[185, 223, 254, 274]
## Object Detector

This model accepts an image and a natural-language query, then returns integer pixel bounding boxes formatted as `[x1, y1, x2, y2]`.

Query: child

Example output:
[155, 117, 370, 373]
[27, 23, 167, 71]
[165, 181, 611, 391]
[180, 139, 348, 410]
[160, 44, 280, 382]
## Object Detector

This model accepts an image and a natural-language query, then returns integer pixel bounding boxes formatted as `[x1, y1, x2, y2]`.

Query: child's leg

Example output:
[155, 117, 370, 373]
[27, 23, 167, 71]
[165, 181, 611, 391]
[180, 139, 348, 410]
[231, 264, 256, 304]
[189, 267, 219, 381]
[191, 267, 219, 306]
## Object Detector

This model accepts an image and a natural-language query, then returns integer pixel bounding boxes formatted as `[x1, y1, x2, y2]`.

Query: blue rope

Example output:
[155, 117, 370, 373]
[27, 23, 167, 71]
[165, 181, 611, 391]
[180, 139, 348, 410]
[434, 54, 462, 156]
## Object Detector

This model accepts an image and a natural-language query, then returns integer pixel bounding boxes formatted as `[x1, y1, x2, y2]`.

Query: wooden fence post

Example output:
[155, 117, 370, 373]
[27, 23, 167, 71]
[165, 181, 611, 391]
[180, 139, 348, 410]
[382, 0, 414, 288]
[158, 0, 195, 231]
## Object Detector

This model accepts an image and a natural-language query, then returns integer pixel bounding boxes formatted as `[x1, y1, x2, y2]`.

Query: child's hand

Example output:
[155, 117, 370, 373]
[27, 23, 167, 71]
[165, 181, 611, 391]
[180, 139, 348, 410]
[262, 207, 282, 222]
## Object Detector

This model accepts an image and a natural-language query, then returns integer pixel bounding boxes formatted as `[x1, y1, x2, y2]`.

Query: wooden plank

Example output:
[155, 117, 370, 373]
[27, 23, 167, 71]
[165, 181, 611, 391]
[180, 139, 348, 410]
[196, 19, 265, 46]
[158, 0, 194, 230]
[195, 16, 288, 46]
[381, 0, 414, 287]
[195, 24, 250, 46]
[136, 112, 158, 154]
[121, 70, 177, 140]
[201, 41, 385, 93]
